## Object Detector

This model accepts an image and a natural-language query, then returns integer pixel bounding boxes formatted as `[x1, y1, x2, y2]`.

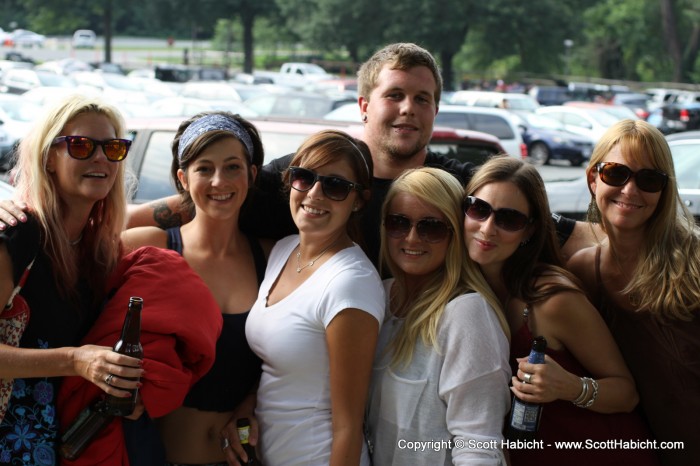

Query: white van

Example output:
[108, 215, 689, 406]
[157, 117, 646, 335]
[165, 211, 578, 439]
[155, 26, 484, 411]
[72, 30, 96, 49]
[435, 105, 528, 159]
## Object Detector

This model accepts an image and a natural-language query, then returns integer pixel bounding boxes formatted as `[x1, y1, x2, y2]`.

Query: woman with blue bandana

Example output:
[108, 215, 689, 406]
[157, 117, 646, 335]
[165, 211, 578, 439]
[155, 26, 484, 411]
[122, 111, 272, 466]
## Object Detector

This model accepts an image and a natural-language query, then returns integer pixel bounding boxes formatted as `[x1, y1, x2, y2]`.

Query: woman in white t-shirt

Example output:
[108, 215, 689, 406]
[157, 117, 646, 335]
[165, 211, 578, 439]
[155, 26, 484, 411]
[246, 130, 385, 466]
[367, 167, 511, 465]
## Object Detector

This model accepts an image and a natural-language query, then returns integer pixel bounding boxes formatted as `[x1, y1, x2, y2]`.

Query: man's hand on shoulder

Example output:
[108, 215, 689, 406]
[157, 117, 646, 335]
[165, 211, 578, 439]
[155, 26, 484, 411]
[0, 200, 28, 231]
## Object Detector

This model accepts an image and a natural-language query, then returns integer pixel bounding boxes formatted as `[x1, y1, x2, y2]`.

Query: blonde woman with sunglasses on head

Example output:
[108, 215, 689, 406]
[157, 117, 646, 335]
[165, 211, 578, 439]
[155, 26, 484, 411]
[245, 130, 384, 466]
[568, 119, 700, 466]
[465, 156, 659, 466]
[0, 95, 143, 461]
[367, 167, 510, 465]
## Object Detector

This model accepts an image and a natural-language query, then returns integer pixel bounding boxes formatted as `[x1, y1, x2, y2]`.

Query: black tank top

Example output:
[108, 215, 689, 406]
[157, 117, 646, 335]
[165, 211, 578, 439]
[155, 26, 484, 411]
[166, 227, 265, 412]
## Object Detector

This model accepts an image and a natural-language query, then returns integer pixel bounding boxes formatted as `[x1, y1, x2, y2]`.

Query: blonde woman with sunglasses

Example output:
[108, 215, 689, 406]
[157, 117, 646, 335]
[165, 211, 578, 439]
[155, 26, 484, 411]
[0, 95, 143, 461]
[568, 119, 700, 466]
[465, 156, 659, 466]
[367, 167, 510, 465]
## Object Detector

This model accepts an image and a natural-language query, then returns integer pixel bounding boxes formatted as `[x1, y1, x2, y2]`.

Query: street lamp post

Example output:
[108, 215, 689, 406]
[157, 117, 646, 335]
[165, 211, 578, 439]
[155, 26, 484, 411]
[563, 39, 574, 76]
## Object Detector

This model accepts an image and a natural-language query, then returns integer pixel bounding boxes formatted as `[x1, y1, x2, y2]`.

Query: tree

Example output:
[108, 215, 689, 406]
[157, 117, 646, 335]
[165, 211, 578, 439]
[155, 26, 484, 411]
[659, 0, 700, 82]
[467, 0, 585, 79]
[21, 0, 139, 63]
[275, 0, 383, 64]
[380, 0, 478, 91]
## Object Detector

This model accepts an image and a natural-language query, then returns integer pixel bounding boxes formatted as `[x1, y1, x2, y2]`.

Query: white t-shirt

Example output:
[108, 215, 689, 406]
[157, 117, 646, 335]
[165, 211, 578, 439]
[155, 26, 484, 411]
[246, 235, 385, 466]
[367, 279, 511, 466]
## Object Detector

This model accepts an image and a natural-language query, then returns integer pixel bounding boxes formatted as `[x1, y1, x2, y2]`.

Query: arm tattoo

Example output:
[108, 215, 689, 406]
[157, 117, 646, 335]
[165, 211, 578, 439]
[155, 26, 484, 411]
[151, 201, 183, 229]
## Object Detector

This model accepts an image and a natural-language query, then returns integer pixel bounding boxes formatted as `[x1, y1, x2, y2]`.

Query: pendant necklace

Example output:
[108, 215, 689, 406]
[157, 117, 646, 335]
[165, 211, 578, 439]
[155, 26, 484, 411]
[296, 237, 342, 273]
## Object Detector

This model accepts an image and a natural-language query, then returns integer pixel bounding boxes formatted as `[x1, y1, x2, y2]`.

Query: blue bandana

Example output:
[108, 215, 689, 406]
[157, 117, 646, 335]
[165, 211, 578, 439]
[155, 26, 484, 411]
[177, 114, 254, 163]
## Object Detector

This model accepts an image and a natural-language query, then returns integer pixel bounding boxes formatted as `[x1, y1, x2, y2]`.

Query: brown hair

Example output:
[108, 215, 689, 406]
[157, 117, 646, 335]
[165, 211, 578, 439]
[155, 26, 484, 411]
[466, 156, 582, 304]
[171, 111, 264, 215]
[284, 130, 373, 244]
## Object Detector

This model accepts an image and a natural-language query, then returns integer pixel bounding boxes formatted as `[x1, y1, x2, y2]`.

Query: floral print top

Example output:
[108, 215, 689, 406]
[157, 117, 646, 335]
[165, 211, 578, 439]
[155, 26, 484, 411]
[0, 218, 96, 465]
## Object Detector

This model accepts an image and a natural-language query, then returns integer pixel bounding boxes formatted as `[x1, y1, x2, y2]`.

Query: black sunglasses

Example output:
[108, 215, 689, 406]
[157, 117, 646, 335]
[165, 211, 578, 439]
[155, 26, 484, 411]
[384, 214, 452, 243]
[288, 166, 362, 201]
[595, 162, 668, 193]
[52, 136, 131, 162]
[464, 196, 533, 232]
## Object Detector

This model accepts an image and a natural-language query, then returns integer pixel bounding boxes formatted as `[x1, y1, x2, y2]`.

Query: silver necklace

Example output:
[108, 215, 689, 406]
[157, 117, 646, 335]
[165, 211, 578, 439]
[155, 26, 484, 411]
[296, 238, 341, 273]
[70, 232, 83, 246]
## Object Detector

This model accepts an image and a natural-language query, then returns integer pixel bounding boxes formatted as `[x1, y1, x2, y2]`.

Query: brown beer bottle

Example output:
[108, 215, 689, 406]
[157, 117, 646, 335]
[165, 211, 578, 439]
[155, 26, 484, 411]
[103, 296, 144, 416]
[237, 418, 263, 465]
[59, 400, 113, 460]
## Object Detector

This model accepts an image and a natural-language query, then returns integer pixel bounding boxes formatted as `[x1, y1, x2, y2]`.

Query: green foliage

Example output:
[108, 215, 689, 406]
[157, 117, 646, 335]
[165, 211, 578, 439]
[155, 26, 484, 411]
[2, 0, 698, 84]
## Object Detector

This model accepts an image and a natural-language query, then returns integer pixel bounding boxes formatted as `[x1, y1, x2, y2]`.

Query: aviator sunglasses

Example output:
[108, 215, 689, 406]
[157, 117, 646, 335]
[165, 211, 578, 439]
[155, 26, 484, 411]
[52, 136, 132, 162]
[384, 214, 452, 243]
[595, 162, 668, 193]
[288, 166, 362, 201]
[464, 196, 533, 232]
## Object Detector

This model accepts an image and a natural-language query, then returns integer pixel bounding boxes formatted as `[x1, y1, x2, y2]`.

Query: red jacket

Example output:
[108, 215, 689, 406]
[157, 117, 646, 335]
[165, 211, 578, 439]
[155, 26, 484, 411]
[57, 246, 222, 465]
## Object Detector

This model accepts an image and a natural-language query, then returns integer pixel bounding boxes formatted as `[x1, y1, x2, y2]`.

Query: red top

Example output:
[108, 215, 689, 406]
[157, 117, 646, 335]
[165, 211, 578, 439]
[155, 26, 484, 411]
[508, 308, 660, 466]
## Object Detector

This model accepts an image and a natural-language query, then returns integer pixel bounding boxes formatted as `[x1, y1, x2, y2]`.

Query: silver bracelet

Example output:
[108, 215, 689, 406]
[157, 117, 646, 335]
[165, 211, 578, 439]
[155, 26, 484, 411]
[572, 377, 588, 405]
[581, 378, 599, 408]
[574, 377, 599, 408]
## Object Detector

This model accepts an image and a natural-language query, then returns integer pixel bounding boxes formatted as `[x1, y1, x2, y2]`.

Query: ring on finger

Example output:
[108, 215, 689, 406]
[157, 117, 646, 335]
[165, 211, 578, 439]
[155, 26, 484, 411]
[104, 374, 114, 385]
[523, 372, 533, 384]
[221, 437, 231, 450]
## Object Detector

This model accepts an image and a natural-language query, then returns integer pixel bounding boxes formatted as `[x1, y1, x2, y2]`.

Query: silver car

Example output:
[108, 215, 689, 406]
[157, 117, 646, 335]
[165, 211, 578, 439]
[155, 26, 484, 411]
[546, 138, 700, 220]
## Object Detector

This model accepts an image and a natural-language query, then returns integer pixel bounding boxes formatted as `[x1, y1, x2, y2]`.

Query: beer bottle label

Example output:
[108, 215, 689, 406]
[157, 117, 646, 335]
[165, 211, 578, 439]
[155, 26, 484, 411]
[510, 401, 539, 432]
[238, 426, 250, 445]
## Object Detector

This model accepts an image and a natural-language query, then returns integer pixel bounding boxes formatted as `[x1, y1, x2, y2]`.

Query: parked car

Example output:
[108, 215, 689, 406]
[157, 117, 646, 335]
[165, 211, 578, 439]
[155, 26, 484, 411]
[653, 98, 700, 134]
[323, 103, 361, 122]
[0, 179, 14, 198]
[124, 117, 505, 204]
[244, 91, 356, 119]
[148, 96, 257, 119]
[72, 29, 96, 49]
[564, 101, 640, 121]
[665, 130, 700, 142]
[609, 93, 650, 120]
[34, 58, 93, 75]
[545, 137, 700, 220]
[536, 105, 620, 142]
[0, 94, 41, 168]
[69, 71, 160, 105]
[528, 86, 573, 106]
[0, 123, 12, 169]
[449, 91, 540, 112]
[1, 68, 76, 94]
[513, 113, 594, 166]
[433, 104, 527, 159]
[180, 81, 244, 102]
[10, 29, 46, 48]
[0, 28, 11, 46]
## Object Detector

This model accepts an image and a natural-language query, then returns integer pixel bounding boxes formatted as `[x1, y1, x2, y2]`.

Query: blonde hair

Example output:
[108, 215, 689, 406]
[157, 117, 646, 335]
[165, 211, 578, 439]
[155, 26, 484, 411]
[586, 119, 700, 320]
[380, 167, 507, 367]
[13, 94, 128, 302]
